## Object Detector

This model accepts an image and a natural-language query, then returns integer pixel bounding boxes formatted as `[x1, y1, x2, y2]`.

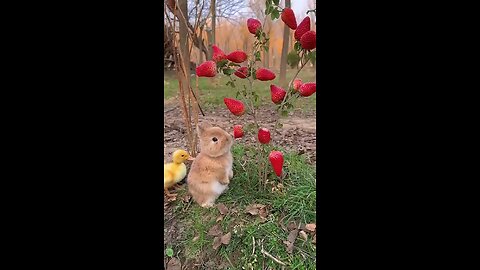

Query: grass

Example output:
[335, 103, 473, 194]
[168, 144, 317, 269]
[164, 67, 317, 111]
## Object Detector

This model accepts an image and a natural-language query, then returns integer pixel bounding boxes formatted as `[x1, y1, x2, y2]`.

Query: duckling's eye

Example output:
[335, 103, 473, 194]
[181, 155, 185, 157]
[212, 137, 218, 142]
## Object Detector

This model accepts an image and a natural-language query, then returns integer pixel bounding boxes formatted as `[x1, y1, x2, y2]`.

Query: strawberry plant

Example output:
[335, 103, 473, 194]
[195, 0, 317, 190]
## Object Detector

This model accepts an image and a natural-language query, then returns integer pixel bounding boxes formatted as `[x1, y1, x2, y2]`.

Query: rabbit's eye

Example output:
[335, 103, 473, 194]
[212, 137, 218, 142]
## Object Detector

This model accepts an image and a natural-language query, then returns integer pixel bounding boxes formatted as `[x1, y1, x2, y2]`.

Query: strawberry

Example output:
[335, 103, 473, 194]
[298, 82, 316, 97]
[223, 98, 245, 116]
[247, 18, 262, 35]
[227, 50, 248, 63]
[257, 128, 271, 144]
[294, 16, 311, 41]
[234, 67, 248, 79]
[233, 125, 244, 138]
[269, 151, 284, 177]
[300, 31, 316, 50]
[281, 8, 297, 30]
[293, 79, 303, 91]
[195, 60, 217, 77]
[255, 68, 276, 81]
[270, 84, 287, 104]
[212, 45, 227, 62]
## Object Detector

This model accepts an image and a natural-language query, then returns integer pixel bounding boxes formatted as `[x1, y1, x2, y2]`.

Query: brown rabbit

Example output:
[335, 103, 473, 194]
[187, 122, 234, 207]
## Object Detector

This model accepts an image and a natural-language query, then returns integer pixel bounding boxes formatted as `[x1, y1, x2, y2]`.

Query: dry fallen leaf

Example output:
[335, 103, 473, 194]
[212, 236, 222, 250]
[283, 240, 294, 254]
[182, 194, 191, 203]
[245, 204, 267, 216]
[166, 257, 181, 270]
[217, 203, 229, 215]
[166, 195, 177, 202]
[192, 235, 199, 242]
[220, 232, 231, 245]
[299, 230, 308, 241]
[258, 207, 268, 219]
[216, 215, 224, 222]
[298, 223, 306, 230]
[287, 221, 297, 231]
[207, 224, 223, 236]
[305, 223, 316, 232]
[287, 229, 299, 244]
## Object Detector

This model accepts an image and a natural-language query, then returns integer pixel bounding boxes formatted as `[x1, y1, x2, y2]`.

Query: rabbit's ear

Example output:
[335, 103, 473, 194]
[197, 121, 212, 136]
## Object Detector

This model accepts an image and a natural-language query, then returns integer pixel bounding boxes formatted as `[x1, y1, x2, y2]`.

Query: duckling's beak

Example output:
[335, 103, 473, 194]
[187, 156, 195, 161]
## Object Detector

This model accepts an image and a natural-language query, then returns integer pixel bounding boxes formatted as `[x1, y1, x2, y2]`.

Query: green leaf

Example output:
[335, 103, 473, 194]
[217, 59, 228, 68]
[166, 248, 174, 257]
[255, 51, 261, 61]
[273, 0, 280, 5]
[271, 9, 280, 20]
[294, 42, 301, 52]
[265, 1, 271, 14]
[222, 68, 235, 75]
[281, 110, 289, 117]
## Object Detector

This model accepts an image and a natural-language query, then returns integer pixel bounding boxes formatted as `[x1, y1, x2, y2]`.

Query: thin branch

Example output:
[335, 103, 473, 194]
[260, 241, 287, 266]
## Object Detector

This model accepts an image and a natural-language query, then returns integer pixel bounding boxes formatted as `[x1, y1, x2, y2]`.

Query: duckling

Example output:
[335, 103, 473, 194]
[164, 149, 195, 197]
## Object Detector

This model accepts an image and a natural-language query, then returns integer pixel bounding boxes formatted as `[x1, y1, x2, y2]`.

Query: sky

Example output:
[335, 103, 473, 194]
[238, 0, 315, 23]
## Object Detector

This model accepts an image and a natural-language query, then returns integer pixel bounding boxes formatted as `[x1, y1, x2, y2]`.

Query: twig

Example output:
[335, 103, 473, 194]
[252, 236, 255, 256]
[260, 240, 287, 266]
[164, 107, 176, 114]
[224, 254, 234, 269]
[182, 196, 193, 212]
[293, 246, 316, 260]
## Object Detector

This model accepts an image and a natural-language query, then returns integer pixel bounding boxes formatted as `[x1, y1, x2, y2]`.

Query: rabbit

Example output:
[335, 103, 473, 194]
[187, 121, 234, 208]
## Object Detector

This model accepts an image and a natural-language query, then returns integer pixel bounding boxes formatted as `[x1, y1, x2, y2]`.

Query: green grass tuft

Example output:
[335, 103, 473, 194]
[172, 144, 317, 269]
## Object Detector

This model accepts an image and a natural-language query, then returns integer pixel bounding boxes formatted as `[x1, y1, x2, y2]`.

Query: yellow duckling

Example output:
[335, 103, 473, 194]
[164, 149, 195, 197]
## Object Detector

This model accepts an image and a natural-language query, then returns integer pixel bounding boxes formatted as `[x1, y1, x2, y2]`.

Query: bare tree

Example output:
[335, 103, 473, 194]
[279, 0, 291, 87]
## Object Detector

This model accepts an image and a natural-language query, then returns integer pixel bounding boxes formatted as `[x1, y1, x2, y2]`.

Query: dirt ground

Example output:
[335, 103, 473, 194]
[163, 102, 316, 269]
[163, 103, 317, 164]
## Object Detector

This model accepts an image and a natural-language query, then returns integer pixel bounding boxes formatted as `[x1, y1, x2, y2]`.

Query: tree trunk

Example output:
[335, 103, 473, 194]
[179, 0, 190, 71]
[279, 0, 291, 87]
[207, 0, 216, 59]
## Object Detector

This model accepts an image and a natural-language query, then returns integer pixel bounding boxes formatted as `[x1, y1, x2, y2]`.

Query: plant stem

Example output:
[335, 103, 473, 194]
[278, 50, 311, 111]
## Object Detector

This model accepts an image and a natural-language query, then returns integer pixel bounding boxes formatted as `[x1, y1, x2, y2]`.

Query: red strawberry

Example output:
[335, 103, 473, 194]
[298, 82, 316, 97]
[223, 98, 245, 116]
[270, 84, 287, 104]
[269, 151, 284, 177]
[294, 16, 311, 41]
[300, 31, 316, 50]
[212, 45, 227, 62]
[233, 125, 244, 138]
[257, 128, 271, 144]
[247, 18, 262, 35]
[234, 67, 248, 79]
[227, 50, 248, 63]
[195, 61, 217, 77]
[281, 8, 297, 30]
[293, 79, 303, 91]
[256, 68, 276, 81]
